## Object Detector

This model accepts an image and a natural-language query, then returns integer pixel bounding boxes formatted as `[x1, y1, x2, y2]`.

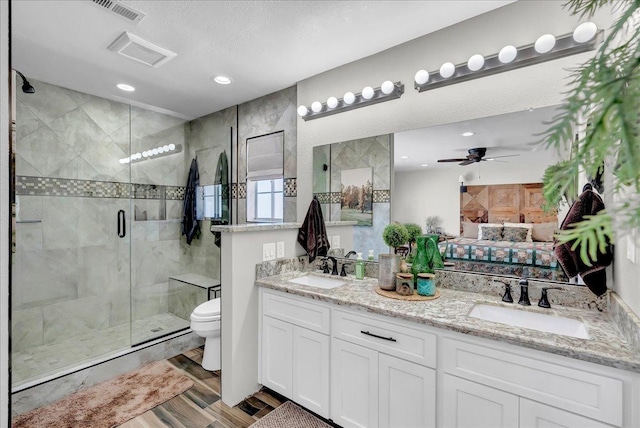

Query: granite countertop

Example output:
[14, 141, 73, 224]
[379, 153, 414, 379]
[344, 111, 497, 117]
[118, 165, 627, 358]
[255, 271, 640, 373]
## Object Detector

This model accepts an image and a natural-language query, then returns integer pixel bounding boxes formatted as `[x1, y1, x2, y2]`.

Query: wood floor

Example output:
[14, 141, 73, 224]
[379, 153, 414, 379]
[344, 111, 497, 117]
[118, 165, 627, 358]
[118, 347, 289, 428]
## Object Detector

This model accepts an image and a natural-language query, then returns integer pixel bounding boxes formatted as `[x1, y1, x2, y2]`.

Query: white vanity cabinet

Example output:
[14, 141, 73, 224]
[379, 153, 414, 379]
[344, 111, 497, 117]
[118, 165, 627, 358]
[259, 289, 330, 418]
[331, 309, 437, 428]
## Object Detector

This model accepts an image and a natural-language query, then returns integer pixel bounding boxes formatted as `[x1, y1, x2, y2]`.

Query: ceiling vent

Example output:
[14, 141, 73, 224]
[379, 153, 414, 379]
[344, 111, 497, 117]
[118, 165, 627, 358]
[90, 0, 146, 24]
[108, 32, 177, 68]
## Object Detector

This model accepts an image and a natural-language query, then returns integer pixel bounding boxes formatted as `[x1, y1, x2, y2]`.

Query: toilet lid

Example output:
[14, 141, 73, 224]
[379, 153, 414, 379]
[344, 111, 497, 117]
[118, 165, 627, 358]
[193, 298, 221, 317]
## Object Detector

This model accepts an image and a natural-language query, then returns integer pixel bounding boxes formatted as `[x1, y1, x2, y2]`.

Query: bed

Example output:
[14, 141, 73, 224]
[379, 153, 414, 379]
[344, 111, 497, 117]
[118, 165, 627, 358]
[438, 221, 567, 281]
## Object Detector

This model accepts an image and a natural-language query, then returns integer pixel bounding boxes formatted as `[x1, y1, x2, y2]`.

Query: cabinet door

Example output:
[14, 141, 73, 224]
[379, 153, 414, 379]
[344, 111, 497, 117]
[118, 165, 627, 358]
[261, 316, 293, 397]
[520, 398, 614, 428]
[331, 338, 379, 428]
[379, 353, 436, 428]
[292, 326, 330, 418]
[441, 374, 518, 428]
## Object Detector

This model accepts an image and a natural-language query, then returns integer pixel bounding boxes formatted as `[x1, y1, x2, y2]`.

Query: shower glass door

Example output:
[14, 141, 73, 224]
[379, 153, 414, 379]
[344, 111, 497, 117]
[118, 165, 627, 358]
[11, 78, 133, 387]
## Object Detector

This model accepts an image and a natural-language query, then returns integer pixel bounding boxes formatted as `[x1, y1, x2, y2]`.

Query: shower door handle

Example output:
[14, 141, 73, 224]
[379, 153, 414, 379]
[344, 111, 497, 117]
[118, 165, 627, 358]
[117, 210, 126, 238]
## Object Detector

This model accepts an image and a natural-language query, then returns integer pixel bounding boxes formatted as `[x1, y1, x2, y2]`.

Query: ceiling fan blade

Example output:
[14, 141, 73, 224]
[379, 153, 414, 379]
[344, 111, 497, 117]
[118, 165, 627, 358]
[484, 154, 520, 160]
[459, 159, 475, 166]
[437, 158, 467, 163]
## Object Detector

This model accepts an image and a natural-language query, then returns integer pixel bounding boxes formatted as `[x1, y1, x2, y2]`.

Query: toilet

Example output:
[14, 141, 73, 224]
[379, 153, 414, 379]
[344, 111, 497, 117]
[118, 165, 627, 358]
[190, 298, 221, 371]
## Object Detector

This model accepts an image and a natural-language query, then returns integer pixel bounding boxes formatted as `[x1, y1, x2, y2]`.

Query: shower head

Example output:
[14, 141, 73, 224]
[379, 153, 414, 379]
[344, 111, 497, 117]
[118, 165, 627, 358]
[15, 71, 35, 94]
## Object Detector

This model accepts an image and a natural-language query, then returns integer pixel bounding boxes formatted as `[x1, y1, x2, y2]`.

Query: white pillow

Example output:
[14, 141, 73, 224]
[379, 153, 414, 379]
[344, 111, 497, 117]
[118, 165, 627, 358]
[478, 223, 503, 240]
[504, 222, 533, 242]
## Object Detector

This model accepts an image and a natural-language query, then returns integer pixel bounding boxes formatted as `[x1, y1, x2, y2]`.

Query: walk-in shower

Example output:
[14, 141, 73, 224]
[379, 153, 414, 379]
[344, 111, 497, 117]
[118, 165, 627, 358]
[10, 78, 226, 389]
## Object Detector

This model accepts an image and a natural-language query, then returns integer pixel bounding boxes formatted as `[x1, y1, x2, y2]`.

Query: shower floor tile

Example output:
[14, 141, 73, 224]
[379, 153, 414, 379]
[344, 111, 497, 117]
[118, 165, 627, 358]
[12, 312, 190, 387]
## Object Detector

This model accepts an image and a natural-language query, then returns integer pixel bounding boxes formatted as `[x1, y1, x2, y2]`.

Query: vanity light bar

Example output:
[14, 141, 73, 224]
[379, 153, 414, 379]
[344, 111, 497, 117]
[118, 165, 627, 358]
[298, 81, 404, 121]
[414, 26, 604, 93]
[119, 143, 182, 164]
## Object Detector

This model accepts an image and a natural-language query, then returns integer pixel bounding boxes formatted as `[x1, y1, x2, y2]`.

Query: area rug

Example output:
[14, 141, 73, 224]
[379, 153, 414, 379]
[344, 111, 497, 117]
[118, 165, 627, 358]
[249, 401, 332, 428]
[12, 360, 193, 428]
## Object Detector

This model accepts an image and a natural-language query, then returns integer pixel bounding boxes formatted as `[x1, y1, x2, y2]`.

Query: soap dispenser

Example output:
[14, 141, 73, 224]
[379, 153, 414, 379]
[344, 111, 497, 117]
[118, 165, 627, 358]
[355, 252, 365, 280]
[368, 250, 375, 261]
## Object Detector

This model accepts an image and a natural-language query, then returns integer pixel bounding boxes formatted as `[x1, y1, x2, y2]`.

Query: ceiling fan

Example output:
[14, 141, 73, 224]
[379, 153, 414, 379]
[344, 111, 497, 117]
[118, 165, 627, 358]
[437, 147, 519, 166]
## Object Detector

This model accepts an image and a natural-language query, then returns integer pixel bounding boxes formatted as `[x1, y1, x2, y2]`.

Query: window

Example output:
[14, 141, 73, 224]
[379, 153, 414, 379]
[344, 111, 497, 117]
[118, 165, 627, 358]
[203, 184, 222, 219]
[246, 131, 284, 223]
[248, 178, 283, 222]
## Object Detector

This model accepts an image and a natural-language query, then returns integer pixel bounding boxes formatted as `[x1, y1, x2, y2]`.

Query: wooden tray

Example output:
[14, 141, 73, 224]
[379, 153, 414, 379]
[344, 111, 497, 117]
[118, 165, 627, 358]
[375, 287, 440, 301]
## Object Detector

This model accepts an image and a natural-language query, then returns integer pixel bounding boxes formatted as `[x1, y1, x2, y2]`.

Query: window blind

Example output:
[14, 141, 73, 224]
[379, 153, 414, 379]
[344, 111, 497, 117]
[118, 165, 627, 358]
[246, 131, 284, 179]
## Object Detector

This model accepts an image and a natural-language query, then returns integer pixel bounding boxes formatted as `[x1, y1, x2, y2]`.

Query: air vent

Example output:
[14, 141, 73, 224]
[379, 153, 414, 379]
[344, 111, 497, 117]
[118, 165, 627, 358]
[108, 32, 177, 68]
[90, 0, 146, 24]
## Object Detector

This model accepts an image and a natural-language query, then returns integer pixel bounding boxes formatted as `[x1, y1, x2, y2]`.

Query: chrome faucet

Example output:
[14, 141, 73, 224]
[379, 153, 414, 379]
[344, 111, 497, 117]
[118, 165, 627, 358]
[344, 251, 357, 258]
[518, 277, 531, 306]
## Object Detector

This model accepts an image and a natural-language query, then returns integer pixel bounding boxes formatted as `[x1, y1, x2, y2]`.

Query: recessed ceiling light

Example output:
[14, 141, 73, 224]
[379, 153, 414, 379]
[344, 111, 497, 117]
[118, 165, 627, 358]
[421, 164, 428, 167]
[401, 156, 409, 159]
[116, 83, 135, 92]
[213, 75, 232, 85]
[461, 132, 474, 137]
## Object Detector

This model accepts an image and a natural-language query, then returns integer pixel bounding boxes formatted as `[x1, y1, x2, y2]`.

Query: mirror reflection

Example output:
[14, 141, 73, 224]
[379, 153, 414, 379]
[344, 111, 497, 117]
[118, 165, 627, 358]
[314, 104, 575, 283]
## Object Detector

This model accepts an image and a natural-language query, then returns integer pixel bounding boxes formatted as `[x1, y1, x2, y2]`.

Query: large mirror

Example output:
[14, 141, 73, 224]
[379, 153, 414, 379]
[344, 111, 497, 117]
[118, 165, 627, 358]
[313, 104, 576, 283]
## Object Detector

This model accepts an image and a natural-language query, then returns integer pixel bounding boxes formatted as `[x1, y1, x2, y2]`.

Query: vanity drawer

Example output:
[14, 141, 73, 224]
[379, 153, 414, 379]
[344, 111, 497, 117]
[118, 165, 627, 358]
[332, 309, 436, 368]
[441, 337, 623, 426]
[262, 290, 330, 334]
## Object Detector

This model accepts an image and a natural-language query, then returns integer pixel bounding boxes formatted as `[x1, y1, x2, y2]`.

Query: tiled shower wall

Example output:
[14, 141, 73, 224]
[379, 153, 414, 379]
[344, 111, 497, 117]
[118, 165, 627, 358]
[236, 86, 297, 223]
[12, 80, 213, 353]
[314, 134, 392, 258]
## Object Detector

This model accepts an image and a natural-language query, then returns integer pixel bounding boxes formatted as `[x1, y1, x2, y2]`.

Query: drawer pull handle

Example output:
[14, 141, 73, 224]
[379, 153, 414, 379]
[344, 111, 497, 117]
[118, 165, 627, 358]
[360, 330, 396, 342]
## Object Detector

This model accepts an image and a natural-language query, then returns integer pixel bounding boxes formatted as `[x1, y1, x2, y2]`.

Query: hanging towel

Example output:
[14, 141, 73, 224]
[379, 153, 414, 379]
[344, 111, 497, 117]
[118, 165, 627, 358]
[182, 158, 200, 245]
[554, 189, 612, 296]
[215, 150, 229, 224]
[298, 197, 330, 262]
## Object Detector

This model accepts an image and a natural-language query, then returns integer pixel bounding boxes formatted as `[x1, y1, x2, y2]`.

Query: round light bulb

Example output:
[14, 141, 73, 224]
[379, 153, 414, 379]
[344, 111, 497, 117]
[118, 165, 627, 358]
[439, 62, 455, 78]
[213, 76, 232, 85]
[573, 22, 597, 43]
[467, 54, 485, 71]
[116, 83, 135, 92]
[168, 144, 176, 151]
[297, 105, 308, 117]
[163, 145, 170, 152]
[142, 151, 149, 157]
[119, 159, 126, 164]
[311, 101, 323, 113]
[380, 80, 394, 95]
[152, 148, 159, 155]
[535, 34, 556, 53]
[326, 96, 338, 109]
[414, 69, 429, 85]
[136, 153, 142, 159]
[498, 45, 517, 63]
[343, 92, 355, 105]
[361, 86, 374, 100]
[160, 147, 167, 154]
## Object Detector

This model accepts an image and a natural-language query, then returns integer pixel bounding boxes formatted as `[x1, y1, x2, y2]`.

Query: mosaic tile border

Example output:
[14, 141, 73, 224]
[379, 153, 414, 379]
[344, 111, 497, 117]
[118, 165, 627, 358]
[284, 178, 297, 197]
[231, 183, 238, 199]
[238, 182, 247, 199]
[314, 193, 330, 204]
[15, 176, 186, 200]
[373, 189, 391, 203]
[330, 192, 341, 204]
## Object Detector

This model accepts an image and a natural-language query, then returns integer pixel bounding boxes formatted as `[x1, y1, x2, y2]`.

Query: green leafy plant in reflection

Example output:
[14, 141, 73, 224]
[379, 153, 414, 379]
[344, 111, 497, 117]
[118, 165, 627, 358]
[404, 223, 423, 253]
[542, 0, 640, 265]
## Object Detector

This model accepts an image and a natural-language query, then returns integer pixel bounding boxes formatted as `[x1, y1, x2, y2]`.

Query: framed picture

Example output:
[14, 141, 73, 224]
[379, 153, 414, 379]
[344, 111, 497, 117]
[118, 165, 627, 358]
[340, 167, 373, 226]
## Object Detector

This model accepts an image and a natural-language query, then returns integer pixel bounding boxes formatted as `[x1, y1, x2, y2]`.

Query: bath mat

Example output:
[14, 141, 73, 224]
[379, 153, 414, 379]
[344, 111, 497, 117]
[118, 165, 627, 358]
[12, 360, 193, 428]
[249, 401, 332, 428]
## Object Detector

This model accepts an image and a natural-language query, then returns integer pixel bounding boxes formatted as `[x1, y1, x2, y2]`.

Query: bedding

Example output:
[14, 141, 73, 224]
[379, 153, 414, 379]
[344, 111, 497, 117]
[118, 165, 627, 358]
[439, 236, 559, 269]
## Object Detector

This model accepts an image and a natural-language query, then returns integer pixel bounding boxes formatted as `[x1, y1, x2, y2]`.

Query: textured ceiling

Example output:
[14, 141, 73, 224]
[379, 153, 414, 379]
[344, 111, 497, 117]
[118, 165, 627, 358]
[394, 105, 562, 172]
[11, 0, 513, 119]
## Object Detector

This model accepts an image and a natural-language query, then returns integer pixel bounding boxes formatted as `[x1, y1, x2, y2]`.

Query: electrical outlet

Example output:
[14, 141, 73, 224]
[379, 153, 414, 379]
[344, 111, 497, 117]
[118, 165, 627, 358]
[627, 232, 636, 263]
[263, 243, 276, 261]
[332, 235, 340, 249]
[276, 241, 285, 258]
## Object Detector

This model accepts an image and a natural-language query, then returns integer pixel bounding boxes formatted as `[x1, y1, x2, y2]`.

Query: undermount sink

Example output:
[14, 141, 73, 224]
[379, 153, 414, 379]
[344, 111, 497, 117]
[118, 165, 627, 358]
[288, 274, 346, 290]
[468, 304, 589, 339]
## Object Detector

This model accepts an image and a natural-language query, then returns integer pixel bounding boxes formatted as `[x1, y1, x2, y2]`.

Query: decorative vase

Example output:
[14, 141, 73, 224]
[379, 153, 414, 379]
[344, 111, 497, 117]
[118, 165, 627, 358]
[378, 254, 400, 291]
[411, 235, 445, 281]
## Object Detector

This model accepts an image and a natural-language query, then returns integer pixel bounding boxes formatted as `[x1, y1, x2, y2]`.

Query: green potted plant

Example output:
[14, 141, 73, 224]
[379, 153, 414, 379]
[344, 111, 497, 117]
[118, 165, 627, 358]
[379, 223, 409, 291]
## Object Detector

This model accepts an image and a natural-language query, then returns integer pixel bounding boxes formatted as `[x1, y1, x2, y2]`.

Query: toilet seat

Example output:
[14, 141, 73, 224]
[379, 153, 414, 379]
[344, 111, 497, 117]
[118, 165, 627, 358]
[191, 298, 221, 322]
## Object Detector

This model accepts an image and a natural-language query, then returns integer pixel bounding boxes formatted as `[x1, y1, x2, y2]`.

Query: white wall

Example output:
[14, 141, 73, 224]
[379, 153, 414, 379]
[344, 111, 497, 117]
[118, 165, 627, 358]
[393, 151, 561, 235]
[1, 1, 9, 423]
[296, 1, 613, 222]
[220, 224, 353, 406]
